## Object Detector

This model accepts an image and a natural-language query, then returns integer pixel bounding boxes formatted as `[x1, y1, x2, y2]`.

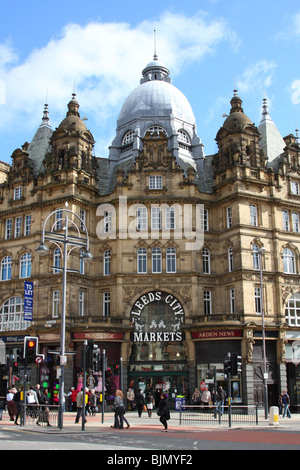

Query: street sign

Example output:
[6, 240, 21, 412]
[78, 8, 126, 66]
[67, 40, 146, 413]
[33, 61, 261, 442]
[35, 356, 43, 364]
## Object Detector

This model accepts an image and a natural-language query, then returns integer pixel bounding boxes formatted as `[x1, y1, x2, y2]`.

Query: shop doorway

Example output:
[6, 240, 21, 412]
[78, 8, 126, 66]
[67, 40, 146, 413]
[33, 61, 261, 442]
[128, 371, 189, 409]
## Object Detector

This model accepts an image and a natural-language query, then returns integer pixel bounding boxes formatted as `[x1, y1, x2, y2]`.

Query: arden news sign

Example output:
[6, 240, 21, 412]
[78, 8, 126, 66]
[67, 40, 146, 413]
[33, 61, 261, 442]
[130, 291, 184, 342]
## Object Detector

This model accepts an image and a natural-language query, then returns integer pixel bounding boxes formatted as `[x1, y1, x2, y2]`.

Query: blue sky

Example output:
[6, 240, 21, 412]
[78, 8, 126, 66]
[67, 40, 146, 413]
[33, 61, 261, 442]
[0, 0, 300, 162]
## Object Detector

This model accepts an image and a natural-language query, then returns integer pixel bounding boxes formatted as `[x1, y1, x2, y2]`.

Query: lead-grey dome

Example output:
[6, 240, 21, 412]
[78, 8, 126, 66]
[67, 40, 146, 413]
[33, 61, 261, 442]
[117, 79, 196, 127]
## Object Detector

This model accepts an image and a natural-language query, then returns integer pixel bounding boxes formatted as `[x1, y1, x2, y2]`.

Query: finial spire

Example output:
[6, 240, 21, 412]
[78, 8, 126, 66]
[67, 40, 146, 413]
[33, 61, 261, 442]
[153, 30, 158, 60]
[40, 103, 51, 128]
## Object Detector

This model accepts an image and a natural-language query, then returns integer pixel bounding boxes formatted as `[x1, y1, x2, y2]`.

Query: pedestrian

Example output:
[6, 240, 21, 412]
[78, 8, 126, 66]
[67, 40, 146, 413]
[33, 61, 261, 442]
[135, 389, 145, 417]
[89, 389, 97, 416]
[278, 394, 283, 415]
[6, 388, 17, 421]
[201, 386, 211, 411]
[70, 386, 77, 411]
[146, 391, 154, 418]
[157, 393, 170, 432]
[111, 389, 129, 429]
[75, 389, 86, 423]
[192, 388, 201, 405]
[217, 386, 225, 415]
[282, 390, 292, 418]
[13, 388, 22, 425]
[26, 386, 39, 419]
[127, 387, 135, 410]
[37, 388, 51, 426]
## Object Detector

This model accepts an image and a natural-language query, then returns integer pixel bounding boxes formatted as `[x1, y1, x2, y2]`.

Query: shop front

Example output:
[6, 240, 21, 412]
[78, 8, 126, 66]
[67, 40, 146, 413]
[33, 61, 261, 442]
[129, 291, 188, 408]
[285, 331, 300, 411]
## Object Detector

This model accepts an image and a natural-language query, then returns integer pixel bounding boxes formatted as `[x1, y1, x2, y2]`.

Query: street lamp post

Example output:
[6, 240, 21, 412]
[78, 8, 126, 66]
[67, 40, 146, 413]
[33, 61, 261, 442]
[36, 202, 93, 430]
[258, 247, 268, 419]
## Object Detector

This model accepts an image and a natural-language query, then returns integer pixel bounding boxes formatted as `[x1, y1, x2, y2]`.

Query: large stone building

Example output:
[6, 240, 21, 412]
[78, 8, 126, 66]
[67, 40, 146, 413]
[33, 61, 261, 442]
[1, 55, 300, 410]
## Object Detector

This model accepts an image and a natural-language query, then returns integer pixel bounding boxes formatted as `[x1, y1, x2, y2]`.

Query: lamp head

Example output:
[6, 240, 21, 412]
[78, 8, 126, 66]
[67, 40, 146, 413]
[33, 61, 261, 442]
[36, 242, 49, 256]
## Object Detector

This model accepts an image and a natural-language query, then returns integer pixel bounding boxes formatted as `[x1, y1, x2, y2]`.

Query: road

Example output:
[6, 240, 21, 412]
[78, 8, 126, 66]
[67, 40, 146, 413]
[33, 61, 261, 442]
[0, 426, 299, 451]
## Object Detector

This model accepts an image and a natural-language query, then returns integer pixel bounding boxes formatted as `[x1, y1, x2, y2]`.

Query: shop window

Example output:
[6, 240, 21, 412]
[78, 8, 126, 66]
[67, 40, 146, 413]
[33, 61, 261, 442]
[0, 296, 29, 331]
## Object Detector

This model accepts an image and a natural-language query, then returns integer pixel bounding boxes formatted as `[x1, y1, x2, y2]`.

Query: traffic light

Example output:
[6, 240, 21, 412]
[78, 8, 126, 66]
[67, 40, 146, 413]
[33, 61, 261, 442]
[24, 336, 38, 364]
[231, 354, 242, 375]
[114, 364, 120, 375]
[93, 348, 100, 372]
[224, 359, 232, 375]
[86, 340, 94, 369]
[86, 340, 100, 372]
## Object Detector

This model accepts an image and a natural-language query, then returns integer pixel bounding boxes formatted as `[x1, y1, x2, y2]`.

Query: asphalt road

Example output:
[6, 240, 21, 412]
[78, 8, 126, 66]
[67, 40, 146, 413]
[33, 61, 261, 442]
[1, 426, 300, 452]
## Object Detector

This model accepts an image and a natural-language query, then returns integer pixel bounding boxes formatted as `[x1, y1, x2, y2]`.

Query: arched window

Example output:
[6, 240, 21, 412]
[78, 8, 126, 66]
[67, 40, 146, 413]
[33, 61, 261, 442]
[137, 247, 147, 274]
[285, 293, 300, 326]
[0, 296, 30, 331]
[202, 248, 210, 274]
[122, 130, 134, 146]
[20, 253, 32, 278]
[252, 244, 259, 270]
[1, 256, 12, 281]
[283, 248, 296, 274]
[145, 125, 167, 137]
[152, 247, 162, 273]
[166, 246, 176, 273]
[177, 129, 191, 150]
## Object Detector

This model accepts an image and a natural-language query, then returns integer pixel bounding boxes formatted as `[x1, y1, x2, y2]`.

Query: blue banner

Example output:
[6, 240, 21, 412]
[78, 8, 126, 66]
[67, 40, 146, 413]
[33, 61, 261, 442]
[24, 281, 33, 321]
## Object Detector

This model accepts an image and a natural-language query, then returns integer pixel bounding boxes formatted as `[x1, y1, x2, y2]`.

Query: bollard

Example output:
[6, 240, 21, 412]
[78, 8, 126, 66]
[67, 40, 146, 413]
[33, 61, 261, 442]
[269, 406, 279, 426]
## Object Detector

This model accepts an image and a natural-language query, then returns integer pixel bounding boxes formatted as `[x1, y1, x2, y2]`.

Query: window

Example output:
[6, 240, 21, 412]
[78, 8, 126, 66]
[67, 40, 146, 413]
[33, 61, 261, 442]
[79, 291, 85, 316]
[285, 293, 300, 327]
[149, 176, 162, 190]
[204, 290, 211, 315]
[282, 210, 289, 231]
[24, 215, 31, 236]
[146, 125, 167, 137]
[201, 208, 209, 231]
[152, 247, 162, 273]
[5, 219, 12, 240]
[122, 130, 134, 146]
[165, 207, 176, 229]
[0, 296, 30, 332]
[202, 248, 210, 274]
[1, 256, 12, 281]
[166, 246, 176, 273]
[103, 292, 110, 317]
[55, 209, 63, 230]
[20, 253, 32, 278]
[14, 187, 22, 200]
[80, 209, 86, 231]
[252, 244, 259, 270]
[137, 207, 147, 231]
[292, 212, 299, 233]
[151, 207, 161, 230]
[52, 290, 59, 318]
[250, 204, 257, 226]
[226, 207, 232, 228]
[53, 248, 61, 274]
[137, 248, 147, 274]
[14, 216, 22, 238]
[230, 289, 235, 314]
[291, 181, 300, 195]
[104, 250, 111, 276]
[255, 287, 261, 314]
[104, 211, 112, 233]
[177, 129, 191, 145]
[283, 248, 296, 274]
[228, 246, 233, 272]
[80, 249, 85, 275]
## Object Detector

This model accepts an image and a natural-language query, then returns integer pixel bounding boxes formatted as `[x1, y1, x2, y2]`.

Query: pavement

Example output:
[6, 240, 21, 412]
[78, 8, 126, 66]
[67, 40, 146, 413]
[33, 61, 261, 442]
[1, 409, 300, 434]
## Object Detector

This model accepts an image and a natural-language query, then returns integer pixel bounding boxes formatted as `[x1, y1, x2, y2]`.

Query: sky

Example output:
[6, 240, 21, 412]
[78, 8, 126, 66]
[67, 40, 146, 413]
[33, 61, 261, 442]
[0, 0, 300, 163]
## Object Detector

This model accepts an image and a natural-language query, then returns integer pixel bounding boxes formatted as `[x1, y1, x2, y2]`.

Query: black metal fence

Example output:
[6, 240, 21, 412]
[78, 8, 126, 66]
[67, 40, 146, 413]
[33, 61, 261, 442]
[20, 404, 59, 428]
[179, 404, 259, 427]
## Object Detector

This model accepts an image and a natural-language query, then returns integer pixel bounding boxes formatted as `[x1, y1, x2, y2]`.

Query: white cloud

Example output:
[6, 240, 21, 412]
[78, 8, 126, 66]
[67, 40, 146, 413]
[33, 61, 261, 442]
[236, 60, 277, 95]
[291, 80, 300, 104]
[0, 12, 237, 156]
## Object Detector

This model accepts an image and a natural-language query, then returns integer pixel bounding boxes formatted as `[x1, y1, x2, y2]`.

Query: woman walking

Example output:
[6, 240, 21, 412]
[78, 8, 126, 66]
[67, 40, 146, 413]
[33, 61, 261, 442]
[112, 390, 130, 429]
[157, 393, 170, 432]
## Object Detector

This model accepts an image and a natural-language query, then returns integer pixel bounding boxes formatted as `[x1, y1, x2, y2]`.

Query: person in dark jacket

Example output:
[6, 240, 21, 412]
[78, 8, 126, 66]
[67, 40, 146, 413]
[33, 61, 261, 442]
[158, 393, 170, 431]
[135, 389, 145, 418]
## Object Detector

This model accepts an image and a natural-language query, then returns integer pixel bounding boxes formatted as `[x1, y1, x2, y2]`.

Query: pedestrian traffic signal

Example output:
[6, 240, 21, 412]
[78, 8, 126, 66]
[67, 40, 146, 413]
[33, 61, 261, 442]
[86, 340, 100, 372]
[231, 354, 242, 375]
[24, 336, 38, 364]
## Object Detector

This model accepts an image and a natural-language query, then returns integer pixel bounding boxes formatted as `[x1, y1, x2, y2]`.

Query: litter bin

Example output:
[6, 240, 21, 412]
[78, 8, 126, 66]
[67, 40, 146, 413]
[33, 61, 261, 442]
[175, 395, 186, 411]
[269, 406, 279, 426]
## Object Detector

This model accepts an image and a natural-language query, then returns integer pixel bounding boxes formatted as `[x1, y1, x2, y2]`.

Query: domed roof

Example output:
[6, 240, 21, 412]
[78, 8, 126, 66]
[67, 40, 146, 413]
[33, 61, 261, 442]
[58, 94, 87, 132]
[117, 79, 196, 126]
[222, 90, 253, 130]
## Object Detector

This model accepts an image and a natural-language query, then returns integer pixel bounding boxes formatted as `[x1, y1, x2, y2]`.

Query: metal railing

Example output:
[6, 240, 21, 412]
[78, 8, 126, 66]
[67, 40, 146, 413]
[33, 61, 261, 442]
[20, 404, 59, 428]
[179, 404, 259, 427]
